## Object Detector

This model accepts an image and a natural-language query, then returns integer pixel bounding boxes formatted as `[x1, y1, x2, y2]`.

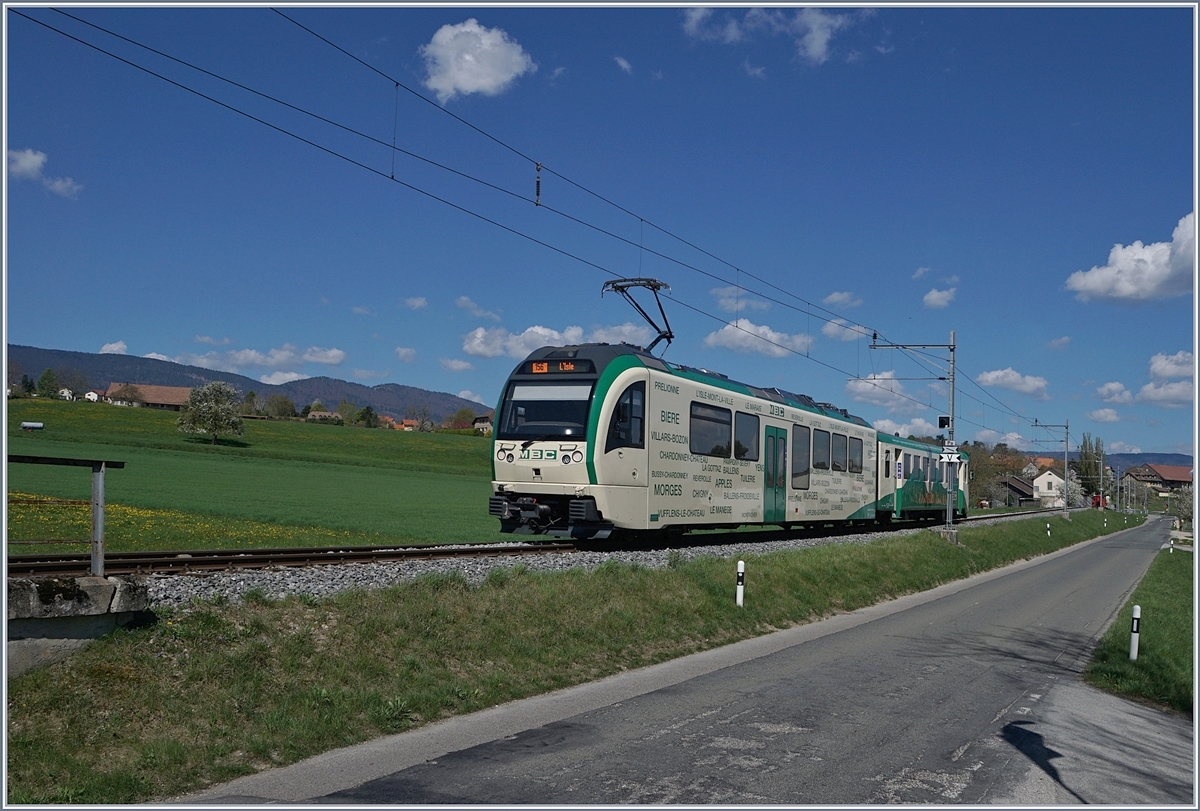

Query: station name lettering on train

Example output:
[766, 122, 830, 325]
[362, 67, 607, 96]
[489, 342, 966, 540]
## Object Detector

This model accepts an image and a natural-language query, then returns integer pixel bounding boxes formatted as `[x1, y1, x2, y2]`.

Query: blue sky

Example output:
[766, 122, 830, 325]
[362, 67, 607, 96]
[5, 5, 1195, 457]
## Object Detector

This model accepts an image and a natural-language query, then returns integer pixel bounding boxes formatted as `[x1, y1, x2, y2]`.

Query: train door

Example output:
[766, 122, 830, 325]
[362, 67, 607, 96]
[764, 426, 787, 523]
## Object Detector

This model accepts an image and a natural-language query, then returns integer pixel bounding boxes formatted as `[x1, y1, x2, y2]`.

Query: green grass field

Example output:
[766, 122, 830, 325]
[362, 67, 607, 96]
[7, 399, 503, 548]
[1084, 547, 1194, 714]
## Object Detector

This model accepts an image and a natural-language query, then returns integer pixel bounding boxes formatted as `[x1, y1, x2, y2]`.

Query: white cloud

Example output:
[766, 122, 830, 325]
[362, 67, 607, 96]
[100, 341, 127, 355]
[702, 319, 813, 357]
[873, 417, 938, 438]
[912, 266, 930, 279]
[7, 148, 82, 198]
[972, 429, 1035, 451]
[923, 287, 956, 308]
[420, 19, 536, 105]
[1065, 212, 1195, 302]
[1097, 382, 1133, 404]
[1108, 441, 1143, 454]
[684, 7, 862, 64]
[260, 371, 308, 385]
[462, 324, 588, 358]
[742, 59, 765, 79]
[458, 390, 488, 405]
[395, 347, 417, 363]
[614, 56, 633, 74]
[456, 295, 501, 321]
[977, 367, 1049, 399]
[1135, 379, 1193, 408]
[711, 286, 770, 313]
[404, 297, 428, 310]
[8, 148, 45, 179]
[1047, 336, 1070, 350]
[142, 352, 171, 362]
[682, 8, 746, 43]
[440, 358, 474, 372]
[195, 335, 231, 346]
[823, 291, 862, 308]
[845, 371, 922, 415]
[302, 347, 346, 365]
[351, 306, 375, 316]
[822, 319, 869, 342]
[1084, 408, 1121, 423]
[588, 323, 653, 346]
[1149, 350, 1193, 379]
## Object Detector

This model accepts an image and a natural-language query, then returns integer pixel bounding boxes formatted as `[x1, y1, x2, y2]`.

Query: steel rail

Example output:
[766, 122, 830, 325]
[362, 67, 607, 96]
[6, 508, 1079, 577]
[7, 542, 578, 577]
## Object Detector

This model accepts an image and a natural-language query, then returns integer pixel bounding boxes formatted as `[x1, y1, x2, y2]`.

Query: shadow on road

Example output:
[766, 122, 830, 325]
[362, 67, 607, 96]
[1000, 720, 1085, 802]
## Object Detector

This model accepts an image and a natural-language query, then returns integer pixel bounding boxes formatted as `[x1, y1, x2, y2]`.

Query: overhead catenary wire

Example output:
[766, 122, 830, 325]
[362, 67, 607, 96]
[21, 8, 1051, 438]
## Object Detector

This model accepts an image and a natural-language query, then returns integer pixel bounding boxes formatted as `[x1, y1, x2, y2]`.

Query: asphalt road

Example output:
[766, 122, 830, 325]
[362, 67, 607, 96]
[183, 515, 1193, 805]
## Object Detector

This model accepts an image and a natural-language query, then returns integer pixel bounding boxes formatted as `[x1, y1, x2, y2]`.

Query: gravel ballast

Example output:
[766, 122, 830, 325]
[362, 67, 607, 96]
[143, 518, 1038, 609]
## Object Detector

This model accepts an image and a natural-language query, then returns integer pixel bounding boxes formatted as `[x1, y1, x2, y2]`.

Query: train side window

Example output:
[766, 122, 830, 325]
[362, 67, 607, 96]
[831, 433, 848, 472]
[812, 429, 831, 470]
[883, 448, 891, 478]
[903, 453, 911, 478]
[734, 412, 760, 461]
[690, 402, 731, 457]
[791, 425, 811, 489]
[605, 381, 645, 453]
[848, 437, 863, 474]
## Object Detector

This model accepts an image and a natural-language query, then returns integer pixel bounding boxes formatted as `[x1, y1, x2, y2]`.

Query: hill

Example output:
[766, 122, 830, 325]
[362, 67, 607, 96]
[6, 344, 489, 422]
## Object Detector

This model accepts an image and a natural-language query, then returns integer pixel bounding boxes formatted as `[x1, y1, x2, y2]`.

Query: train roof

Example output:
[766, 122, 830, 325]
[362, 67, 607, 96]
[517, 343, 872, 427]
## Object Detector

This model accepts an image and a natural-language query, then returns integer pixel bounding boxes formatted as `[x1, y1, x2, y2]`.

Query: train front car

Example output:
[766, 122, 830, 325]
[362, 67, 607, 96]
[490, 344, 653, 539]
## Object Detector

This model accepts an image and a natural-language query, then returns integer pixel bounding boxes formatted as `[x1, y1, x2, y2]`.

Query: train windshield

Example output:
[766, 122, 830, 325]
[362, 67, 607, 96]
[496, 382, 594, 441]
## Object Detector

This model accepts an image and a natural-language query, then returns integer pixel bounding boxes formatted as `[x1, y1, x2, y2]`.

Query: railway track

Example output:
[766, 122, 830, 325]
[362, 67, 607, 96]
[7, 508, 1068, 578]
[6, 541, 578, 577]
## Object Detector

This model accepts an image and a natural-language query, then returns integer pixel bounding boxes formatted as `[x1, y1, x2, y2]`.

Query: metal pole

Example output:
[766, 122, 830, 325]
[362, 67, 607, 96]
[946, 330, 956, 528]
[90, 462, 106, 577]
[1063, 419, 1069, 518]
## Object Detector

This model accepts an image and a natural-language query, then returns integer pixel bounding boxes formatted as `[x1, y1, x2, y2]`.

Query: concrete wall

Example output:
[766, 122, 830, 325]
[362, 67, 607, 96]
[7, 576, 154, 678]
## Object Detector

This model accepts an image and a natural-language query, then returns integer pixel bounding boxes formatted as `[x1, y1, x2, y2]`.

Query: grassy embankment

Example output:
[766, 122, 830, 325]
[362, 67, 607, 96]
[1084, 545, 1193, 714]
[6, 399, 502, 549]
[7, 509, 1143, 804]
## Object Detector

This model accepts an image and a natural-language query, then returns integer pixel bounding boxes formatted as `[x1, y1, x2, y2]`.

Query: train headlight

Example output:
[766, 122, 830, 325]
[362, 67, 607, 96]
[496, 449, 507, 462]
[562, 454, 571, 465]
[572, 450, 583, 463]
[506, 453, 515, 463]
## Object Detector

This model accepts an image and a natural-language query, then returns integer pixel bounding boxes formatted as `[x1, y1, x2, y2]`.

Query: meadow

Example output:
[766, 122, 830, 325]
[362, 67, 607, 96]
[6, 399, 504, 549]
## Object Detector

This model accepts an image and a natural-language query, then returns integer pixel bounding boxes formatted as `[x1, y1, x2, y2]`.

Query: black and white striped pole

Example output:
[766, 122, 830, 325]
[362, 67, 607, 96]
[1129, 605, 1141, 661]
[736, 560, 745, 607]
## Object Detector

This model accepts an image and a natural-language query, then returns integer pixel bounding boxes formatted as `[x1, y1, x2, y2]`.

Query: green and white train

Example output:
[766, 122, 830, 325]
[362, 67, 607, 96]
[489, 343, 968, 539]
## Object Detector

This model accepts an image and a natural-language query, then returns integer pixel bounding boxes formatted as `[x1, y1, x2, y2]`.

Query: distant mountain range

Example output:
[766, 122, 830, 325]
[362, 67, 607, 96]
[6, 344, 491, 422]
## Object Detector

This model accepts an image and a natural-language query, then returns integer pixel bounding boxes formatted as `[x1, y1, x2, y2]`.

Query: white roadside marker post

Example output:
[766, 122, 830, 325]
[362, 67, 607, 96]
[1046, 522, 1051, 538]
[736, 560, 745, 607]
[1129, 605, 1141, 661]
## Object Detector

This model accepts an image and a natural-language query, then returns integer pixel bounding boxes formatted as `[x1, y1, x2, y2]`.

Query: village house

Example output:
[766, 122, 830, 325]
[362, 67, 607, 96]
[473, 411, 494, 435]
[1033, 469, 1066, 508]
[1122, 464, 1193, 494]
[105, 382, 193, 411]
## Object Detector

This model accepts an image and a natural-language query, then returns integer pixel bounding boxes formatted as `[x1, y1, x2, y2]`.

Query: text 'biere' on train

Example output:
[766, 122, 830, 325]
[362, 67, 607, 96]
[489, 343, 969, 540]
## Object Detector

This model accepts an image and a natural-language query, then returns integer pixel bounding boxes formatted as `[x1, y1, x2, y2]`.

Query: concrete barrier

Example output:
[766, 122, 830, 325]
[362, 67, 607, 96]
[7, 576, 155, 678]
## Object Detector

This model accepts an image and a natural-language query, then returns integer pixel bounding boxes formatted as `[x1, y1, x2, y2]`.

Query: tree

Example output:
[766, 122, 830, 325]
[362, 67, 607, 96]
[447, 407, 476, 430]
[36, 368, 59, 398]
[111, 383, 144, 405]
[265, 394, 297, 418]
[177, 382, 244, 445]
[336, 399, 357, 424]
[20, 375, 34, 396]
[56, 367, 92, 399]
[241, 390, 259, 416]
[354, 405, 379, 428]
[309, 399, 326, 414]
